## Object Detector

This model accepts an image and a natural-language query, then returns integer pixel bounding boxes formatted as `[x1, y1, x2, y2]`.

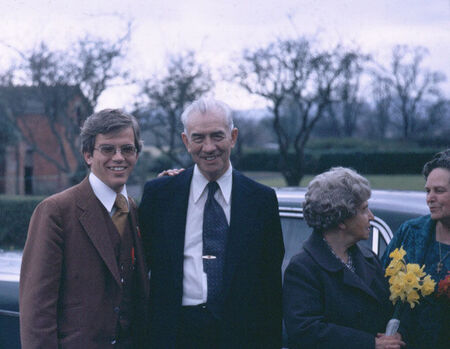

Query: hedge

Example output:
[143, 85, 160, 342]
[0, 195, 45, 249]
[232, 150, 438, 174]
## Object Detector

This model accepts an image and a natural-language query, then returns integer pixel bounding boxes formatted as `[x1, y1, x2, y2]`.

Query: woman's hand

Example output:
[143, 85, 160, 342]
[375, 333, 405, 349]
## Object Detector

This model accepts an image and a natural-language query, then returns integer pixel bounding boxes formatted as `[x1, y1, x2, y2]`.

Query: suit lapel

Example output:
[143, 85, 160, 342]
[76, 178, 121, 286]
[306, 233, 382, 303]
[129, 200, 150, 298]
[223, 171, 255, 295]
[343, 246, 381, 303]
[162, 169, 193, 281]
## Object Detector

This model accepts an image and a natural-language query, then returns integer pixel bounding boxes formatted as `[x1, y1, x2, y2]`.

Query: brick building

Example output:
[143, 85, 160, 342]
[0, 86, 92, 195]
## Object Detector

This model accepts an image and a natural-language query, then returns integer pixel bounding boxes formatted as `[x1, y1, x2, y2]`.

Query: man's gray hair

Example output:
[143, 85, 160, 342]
[181, 97, 234, 133]
[303, 167, 371, 233]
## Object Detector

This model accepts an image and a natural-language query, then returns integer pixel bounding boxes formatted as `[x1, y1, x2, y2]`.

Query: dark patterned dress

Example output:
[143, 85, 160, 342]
[382, 215, 450, 349]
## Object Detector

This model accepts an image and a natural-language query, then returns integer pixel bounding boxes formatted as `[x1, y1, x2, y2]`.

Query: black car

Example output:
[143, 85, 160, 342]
[0, 188, 428, 348]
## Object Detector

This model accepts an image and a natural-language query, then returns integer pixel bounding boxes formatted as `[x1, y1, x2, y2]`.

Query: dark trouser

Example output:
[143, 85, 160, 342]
[116, 326, 135, 349]
[176, 304, 221, 349]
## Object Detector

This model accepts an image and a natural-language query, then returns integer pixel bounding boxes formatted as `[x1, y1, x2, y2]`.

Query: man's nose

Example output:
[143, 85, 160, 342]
[202, 137, 216, 152]
[111, 149, 125, 161]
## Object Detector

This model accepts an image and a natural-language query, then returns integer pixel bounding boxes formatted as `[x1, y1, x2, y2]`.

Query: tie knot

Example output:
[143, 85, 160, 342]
[114, 193, 129, 213]
[207, 181, 219, 197]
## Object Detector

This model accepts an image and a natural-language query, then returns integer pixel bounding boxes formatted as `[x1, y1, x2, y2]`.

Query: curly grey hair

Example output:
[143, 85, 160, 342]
[181, 97, 234, 134]
[303, 167, 371, 233]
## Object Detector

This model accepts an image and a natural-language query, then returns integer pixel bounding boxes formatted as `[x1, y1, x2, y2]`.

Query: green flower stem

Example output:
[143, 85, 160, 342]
[392, 301, 403, 320]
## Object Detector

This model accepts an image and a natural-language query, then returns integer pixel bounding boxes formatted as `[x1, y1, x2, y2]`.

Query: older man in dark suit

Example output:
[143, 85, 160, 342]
[20, 109, 149, 349]
[139, 98, 284, 348]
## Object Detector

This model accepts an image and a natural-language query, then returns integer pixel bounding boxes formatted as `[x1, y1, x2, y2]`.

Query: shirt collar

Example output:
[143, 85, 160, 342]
[88, 172, 128, 213]
[192, 164, 233, 205]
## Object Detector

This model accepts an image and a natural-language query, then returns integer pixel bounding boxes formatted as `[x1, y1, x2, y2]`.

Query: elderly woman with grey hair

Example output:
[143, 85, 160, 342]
[283, 167, 405, 349]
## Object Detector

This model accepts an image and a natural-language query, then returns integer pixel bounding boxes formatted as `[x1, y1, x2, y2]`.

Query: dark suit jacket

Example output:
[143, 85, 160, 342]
[283, 232, 393, 349]
[139, 167, 284, 348]
[20, 178, 149, 349]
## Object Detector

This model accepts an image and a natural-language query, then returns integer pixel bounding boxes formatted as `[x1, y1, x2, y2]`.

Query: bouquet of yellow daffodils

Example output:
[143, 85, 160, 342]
[384, 247, 436, 335]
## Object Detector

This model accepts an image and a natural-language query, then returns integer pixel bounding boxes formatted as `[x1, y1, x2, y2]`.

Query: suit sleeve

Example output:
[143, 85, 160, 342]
[260, 189, 285, 347]
[283, 257, 376, 349]
[138, 181, 155, 269]
[19, 199, 64, 349]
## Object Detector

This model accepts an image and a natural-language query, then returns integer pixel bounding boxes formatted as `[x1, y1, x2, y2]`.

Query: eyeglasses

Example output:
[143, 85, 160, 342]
[94, 144, 137, 157]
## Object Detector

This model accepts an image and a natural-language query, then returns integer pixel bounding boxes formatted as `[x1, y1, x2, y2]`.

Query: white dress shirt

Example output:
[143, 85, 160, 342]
[182, 164, 233, 305]
[88, 172, 129, 216]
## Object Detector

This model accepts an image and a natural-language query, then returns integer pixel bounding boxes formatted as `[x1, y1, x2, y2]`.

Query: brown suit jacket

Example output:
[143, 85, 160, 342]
[20, 178, 149, 349]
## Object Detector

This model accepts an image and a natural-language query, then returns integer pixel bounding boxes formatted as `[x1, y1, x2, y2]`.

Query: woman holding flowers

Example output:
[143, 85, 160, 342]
[382, 149, 450, 349]
[283, 167, 405, 349]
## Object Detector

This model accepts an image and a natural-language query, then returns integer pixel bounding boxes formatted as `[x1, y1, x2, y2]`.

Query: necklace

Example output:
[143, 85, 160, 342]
[323, 238, 355, 272]
[437, 242, 450, 273]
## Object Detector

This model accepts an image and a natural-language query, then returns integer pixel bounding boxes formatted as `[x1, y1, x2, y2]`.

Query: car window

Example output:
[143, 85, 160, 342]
[280, 213, 312, 275]
[359, 217, 393, 257]
[280, 210, 393, 275]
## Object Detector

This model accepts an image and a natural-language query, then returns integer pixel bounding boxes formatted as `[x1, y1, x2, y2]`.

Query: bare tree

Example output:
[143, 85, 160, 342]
[0, 28, 130, 184]
[377, 45, 446, 139]
[234, 37, 363, 185]
[369, 75, 394, 138]
[137, 51, 214, 166]
[325, 51, 369, 137]
[420, 98, 450, 137]
[232, 110, 273, 160]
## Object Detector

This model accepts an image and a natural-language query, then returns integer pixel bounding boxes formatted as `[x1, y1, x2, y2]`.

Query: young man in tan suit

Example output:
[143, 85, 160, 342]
[20, 109, 149, 349]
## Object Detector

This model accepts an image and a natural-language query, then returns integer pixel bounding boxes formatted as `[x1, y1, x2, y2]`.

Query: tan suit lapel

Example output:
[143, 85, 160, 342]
[76, 178, 121, 286]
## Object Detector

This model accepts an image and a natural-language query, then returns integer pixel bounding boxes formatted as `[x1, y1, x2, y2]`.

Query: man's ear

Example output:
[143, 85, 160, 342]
[181, 132, 190, 152]
[231, 128, 238, 148]
[338, 222, 346, 231]
[83, 152, 93, 166]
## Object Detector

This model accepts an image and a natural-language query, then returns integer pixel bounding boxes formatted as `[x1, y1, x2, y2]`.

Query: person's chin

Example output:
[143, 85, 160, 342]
[430, 213, 441, 220]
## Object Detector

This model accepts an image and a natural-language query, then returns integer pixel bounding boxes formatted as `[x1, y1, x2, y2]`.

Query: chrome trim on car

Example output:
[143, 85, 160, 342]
[279, 206, 303, 218]
[0, 309, 20, 318]
[370, 217, 393, 255]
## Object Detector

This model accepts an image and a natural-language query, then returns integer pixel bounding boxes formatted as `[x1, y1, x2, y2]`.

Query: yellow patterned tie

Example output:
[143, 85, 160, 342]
[112, 193, 129, 236]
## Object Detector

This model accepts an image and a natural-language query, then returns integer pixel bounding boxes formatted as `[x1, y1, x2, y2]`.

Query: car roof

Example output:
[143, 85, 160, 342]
[276, 187, 429, 216]
[0, 251, 21, 282]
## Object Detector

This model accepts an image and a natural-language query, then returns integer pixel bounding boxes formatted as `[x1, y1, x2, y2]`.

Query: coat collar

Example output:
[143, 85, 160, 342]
[222, 170, 258, 295]
[159, 167, 194, 282]
[75, 177, 122, 286]
[304, 232, 383, 303]
[407, 215, 436, 264]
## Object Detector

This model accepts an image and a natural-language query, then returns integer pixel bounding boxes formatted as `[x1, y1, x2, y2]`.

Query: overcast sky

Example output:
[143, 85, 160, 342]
[1, 0, 449, 110]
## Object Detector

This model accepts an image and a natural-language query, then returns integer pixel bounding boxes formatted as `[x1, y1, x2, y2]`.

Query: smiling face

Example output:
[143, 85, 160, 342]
[181, 111, 238, 181]
[84, 127, 138, 193]
[425, 168, 450, 223]
[341, 201, 374, 243]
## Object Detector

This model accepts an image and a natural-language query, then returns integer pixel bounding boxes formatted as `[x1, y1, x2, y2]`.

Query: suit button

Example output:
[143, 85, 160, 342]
[121, 277, 124, 284]
[114, 306, 120, 313]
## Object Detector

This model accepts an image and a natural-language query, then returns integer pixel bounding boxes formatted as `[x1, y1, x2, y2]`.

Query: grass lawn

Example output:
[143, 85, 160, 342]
[244, 172, 426, 191]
